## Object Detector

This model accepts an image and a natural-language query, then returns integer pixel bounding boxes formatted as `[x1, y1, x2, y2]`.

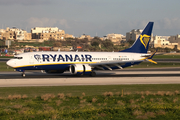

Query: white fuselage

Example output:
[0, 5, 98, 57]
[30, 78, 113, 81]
[7, 51, 146, 71]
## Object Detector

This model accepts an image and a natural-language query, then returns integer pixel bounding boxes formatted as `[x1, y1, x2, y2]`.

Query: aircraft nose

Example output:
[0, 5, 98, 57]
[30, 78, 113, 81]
[6, 59, 15, 67]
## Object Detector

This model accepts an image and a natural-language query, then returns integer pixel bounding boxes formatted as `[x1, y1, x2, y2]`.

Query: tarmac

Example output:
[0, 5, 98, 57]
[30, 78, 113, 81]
[0, 67, 180, 87]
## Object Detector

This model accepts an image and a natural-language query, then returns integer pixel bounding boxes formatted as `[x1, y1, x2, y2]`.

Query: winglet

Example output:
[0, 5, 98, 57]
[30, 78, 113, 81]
[147, 59, 157, 64]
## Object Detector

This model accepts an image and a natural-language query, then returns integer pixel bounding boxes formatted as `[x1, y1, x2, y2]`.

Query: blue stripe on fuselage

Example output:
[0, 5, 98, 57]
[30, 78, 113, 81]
[14, 61, 142, 71]
[16, 64, 71, 71]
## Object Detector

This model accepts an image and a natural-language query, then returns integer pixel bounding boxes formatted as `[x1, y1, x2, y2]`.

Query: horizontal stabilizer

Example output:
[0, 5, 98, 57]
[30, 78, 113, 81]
[146, 50, 157, 64]
[147, 59, 157, 64]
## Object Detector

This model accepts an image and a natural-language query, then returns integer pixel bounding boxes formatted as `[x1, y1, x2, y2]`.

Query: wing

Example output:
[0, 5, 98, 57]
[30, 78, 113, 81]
[89, 60, 143, 70]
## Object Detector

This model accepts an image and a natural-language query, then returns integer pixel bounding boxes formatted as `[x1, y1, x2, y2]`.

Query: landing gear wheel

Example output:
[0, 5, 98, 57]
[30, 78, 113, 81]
[90, 71, 96, 77]
[22, 72, 25, 77]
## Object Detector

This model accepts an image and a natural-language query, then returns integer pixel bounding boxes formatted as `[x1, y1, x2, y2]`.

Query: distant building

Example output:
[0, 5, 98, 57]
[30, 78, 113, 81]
[0, 29, 4, 39]
[16, 30, 31, 40]
[79, 34, 93, 40]
[65, 34, 75, 39]
[2, 27, 16, 40]
[126, 29, 143, 41]
[0, 27, 31, 40]
[24, 32, 32, 40]
[31, 27, 65, 41]
[104, 33, 126, 45]
[126, 29, 153, 44]
[153, 35, 179, 50]
[168, 34, 180, 44]
[168, 34, 180, 50]
[153, 35, 170, 47]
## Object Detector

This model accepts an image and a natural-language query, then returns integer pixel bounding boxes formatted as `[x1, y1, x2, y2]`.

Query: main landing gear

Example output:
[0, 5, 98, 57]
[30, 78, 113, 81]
[22, 71, 25, 77]
[90, 71, 96, 77]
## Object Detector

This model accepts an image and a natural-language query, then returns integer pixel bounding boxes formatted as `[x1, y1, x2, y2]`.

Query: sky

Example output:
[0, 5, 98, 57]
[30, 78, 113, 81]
[0, 0, 180, 37]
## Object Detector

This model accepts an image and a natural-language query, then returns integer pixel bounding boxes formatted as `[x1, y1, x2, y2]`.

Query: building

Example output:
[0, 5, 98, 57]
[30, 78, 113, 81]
[65, 34, 75, 39]
[16, 30, 31, 40]
[79, 34, 93, 40]
[168, 34, 180, 44]
[126, 29, 154, 45]
[0, 27, 31, 40]
[0, 29, 4, 39]
[126, 29, 143, 41]
[153, 35, 179, 50]
[2, 27, 16, 40]
[24, 31, 32, 40]
[104, 33, 126, 45]
[153, 35, 170, 47]
[31, 27, 65, 41]
[168, 34, 180, 50]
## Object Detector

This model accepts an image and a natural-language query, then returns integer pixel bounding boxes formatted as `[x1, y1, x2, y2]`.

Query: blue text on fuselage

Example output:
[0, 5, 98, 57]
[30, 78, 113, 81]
[42, 54, 92, 62]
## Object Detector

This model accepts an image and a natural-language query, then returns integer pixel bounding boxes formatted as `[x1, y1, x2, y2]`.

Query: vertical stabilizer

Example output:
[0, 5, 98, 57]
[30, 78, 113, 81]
[121, 22, 154, 53]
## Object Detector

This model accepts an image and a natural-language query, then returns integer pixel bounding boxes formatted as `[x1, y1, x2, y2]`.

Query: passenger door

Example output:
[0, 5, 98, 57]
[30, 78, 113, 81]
[29, 55, 34, 64]
[108, 56, 112, 61]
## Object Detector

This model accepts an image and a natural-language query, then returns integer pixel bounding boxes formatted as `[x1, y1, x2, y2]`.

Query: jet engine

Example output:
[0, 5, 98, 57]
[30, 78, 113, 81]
[69, 64, 92, 75]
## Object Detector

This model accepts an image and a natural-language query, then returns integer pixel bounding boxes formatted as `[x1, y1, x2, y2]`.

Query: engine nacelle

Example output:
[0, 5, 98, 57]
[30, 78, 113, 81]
[69, 64, 92, 75]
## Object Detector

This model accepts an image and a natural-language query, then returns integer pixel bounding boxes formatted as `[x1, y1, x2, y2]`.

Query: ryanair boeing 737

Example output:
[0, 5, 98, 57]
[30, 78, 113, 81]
[6, 22, 157, 77]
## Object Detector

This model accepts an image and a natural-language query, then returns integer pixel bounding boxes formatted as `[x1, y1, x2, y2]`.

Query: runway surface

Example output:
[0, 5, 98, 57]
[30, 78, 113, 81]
[0, 58, 10, 62]
[0, 67, 180, 87]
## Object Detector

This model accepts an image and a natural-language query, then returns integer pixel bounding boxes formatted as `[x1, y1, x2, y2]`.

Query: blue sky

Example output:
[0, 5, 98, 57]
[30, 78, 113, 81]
[0, 0, 180, 37]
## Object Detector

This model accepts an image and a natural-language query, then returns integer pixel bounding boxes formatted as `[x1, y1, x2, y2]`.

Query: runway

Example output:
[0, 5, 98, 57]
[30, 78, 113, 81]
[0, 67, 180, 87]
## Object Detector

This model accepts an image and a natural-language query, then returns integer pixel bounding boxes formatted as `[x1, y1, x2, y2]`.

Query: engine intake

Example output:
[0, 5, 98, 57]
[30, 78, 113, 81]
[69, 64, 92, 75]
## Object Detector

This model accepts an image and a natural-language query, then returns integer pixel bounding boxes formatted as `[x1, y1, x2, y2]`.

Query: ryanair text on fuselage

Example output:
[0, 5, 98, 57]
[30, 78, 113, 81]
[34, 54, 92, 62]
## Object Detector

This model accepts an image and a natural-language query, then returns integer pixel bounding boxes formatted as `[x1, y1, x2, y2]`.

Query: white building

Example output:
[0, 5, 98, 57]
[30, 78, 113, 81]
[31, 27, 59, 34]
[153, 35, 179, 49]
[104, 33, 126, 45]
[126, 29, 143, 41]
[31, 27, 65, 40]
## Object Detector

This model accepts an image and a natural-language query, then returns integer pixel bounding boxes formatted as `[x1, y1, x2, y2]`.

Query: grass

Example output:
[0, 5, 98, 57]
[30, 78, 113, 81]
[0, 84, 180, 119]
[0, 62, 14, 72]
[0, 84, 180, 98]
[0, 56, 13, 58]
[130, 62, 180, 68]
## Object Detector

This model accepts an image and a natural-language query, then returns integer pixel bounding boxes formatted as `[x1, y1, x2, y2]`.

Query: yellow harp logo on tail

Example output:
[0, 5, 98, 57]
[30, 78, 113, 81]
[140, 34, 151, 49]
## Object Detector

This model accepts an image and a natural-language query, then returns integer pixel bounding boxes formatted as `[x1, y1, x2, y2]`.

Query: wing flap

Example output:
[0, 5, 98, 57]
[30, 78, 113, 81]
[89, 60, 143, 70]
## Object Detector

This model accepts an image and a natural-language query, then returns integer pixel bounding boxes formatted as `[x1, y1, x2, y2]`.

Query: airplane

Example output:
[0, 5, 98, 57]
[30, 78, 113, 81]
[6, 22, 157, 77]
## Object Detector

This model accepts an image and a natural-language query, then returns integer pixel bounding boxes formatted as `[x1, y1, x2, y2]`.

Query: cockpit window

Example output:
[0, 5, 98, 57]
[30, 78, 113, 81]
[14, 57, 23, 59]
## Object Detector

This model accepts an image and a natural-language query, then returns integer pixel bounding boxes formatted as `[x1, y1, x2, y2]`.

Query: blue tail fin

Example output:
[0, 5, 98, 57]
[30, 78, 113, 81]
[121, 22, 154, 53]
